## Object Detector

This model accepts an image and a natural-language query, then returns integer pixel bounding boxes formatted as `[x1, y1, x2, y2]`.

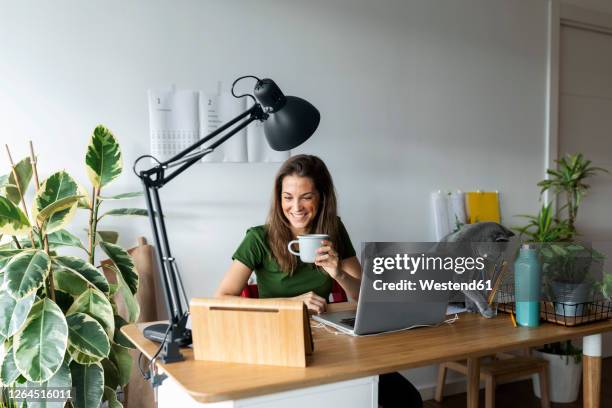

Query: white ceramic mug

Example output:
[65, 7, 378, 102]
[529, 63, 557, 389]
[287, 234, 329, 263]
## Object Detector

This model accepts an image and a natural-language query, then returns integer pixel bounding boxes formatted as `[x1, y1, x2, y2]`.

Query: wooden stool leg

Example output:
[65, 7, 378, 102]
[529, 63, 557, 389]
[485, 377, 495, 408]
[435, 364, 447, 402]
[467, 357, 481, 408]
[583, 356, 601, 408]
[537, 366, 550, 408]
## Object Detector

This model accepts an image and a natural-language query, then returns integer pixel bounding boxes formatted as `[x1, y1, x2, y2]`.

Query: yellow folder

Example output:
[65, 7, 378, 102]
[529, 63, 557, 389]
[466, 191, 500, 223]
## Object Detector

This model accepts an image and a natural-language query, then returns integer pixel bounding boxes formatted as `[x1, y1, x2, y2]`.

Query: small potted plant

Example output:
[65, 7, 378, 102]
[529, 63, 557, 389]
[541, 242, 604, 317]
[514, 153, 607, 403]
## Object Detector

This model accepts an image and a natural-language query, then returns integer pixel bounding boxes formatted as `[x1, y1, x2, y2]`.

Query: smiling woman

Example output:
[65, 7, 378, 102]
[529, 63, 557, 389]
[214, 154, 362, 311]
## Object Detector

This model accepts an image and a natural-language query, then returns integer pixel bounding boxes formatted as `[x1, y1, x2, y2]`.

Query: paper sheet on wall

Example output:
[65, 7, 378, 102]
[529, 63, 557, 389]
[148, 86, 289, 163]
[148, 88, 200, 162]
[200, 92, 248, 162]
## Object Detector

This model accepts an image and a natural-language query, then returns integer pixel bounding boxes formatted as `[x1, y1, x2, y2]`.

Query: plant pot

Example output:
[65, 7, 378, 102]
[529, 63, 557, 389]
[551, 281, 591, 317]
[532, 350, 582, 403]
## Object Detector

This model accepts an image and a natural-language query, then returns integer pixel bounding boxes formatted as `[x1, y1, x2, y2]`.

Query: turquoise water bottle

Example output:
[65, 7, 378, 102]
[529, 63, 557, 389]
[514, 244, 541, 327]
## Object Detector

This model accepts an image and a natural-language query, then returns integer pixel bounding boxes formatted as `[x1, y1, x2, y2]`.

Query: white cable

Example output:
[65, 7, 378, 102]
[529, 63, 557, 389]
[312, 314, 460, 337]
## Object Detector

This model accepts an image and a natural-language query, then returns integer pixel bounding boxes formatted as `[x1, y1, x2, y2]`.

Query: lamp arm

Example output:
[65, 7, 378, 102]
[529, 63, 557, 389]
[135, 102, 266, 363]
[140, 103, 266, 184]
[162, 114, 259, 185]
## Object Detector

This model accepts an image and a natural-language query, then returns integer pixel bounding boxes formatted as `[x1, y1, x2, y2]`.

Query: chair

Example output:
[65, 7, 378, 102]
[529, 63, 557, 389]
[241, 280, 348, 303]
[435, 353, 550, 408]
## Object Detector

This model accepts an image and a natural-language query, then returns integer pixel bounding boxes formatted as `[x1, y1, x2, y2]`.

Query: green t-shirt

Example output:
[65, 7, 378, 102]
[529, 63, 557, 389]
[232, 219, 356, 299]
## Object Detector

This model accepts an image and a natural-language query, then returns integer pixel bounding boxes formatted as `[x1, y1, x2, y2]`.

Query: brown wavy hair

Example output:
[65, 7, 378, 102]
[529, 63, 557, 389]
[266, 155, 344, 274]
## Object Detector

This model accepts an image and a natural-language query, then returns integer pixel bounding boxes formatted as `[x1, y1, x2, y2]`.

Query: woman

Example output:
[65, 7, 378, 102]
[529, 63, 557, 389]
[215, 154, 422, 408]
[215, 154, 361, 311]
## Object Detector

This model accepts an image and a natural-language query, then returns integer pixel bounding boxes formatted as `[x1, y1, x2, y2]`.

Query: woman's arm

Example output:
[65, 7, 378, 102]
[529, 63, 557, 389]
[333, 256, 362, 301]
[215, 260, 329, 313]
[214, 260, 253, 297]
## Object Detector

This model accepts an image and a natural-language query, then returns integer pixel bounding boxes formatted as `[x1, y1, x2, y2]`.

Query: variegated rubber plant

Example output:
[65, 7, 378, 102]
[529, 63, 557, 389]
[0, 125, 147, 407]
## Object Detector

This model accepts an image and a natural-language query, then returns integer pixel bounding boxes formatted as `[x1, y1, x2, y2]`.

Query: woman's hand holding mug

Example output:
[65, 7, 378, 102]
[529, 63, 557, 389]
[315, 240, 342, 279]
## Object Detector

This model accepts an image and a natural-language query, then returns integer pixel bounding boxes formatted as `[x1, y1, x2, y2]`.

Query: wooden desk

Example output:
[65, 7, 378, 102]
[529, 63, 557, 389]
[123, 305, 612, 407]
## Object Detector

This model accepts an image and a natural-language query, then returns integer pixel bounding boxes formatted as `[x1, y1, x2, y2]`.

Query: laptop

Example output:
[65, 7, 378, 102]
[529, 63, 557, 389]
[313, 250, 451, 336]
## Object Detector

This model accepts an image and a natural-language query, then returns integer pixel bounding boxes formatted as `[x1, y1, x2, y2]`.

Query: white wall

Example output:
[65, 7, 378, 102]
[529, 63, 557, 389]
[0, 0, 550, 394]
[563, 0, 612, 15]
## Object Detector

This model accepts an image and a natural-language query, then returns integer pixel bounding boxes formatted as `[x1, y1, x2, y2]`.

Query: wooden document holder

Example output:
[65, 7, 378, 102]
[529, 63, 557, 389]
[190, 297, 313, 367]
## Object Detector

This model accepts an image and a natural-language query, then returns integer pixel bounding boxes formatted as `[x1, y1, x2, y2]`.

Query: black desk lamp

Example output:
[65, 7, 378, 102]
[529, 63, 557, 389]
[134, 76, 320, 363]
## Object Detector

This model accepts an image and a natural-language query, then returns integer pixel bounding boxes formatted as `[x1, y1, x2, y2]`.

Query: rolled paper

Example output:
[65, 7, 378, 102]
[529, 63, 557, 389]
[449, 190, 467, 232]
[432, 190, 451, 241]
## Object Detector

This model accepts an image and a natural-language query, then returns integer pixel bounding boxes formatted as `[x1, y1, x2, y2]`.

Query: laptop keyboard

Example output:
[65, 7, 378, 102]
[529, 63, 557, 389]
[340, 317, 356, 328]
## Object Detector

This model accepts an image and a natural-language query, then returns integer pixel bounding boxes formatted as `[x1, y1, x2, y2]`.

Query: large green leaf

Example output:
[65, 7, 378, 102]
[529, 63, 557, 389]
[5, 250, 50, 299]
[52, 268, 90, 297]
[98, 192, 142, 201]
[46, 229, 85, 250]
[0, 196, 30, 236]
[98, 208, 148, 220]
[0, 292, 35, 341]
[99, 241, 138, 295]
[36, 196, 81, 224]
[109, 344, 131, 387]
[13, 299, 68, 382]
[6, 157, 33, 205]
[76, 183, 92, 210]
[101, 358, 120, 390]
[52, 256, 109, 294]
[67, 289, 114, 338]
[66, 313, 110, 363]
[67, 344, 102, 365]
[0, 249, 22, 270]
[0, 174, 10, 189]
[108, 264, 140, 323]
[70, 362, 103, 408]
[85, 125, 122, 188]
[33, 171, 79, 234]
[113, 315, 134, 349]
[0, 176, 16, 201]
[96, 230, 118, 245]
[25, 356, 71, 408]
[103, 386, 123, 408]
[0, 341, 20, 385]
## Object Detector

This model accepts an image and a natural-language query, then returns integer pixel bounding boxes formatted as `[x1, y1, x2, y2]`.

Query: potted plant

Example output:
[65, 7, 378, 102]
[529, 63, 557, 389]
[0, 125, 147, 407]
[537, 153, 608, 233]
[541, 242, 604, 317]
[515, 153, 608, 403]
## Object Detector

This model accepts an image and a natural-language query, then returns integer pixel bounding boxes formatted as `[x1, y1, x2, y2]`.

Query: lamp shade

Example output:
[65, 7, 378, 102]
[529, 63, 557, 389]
[264, 96, 320, 151]
[253, 78, 320, 151]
